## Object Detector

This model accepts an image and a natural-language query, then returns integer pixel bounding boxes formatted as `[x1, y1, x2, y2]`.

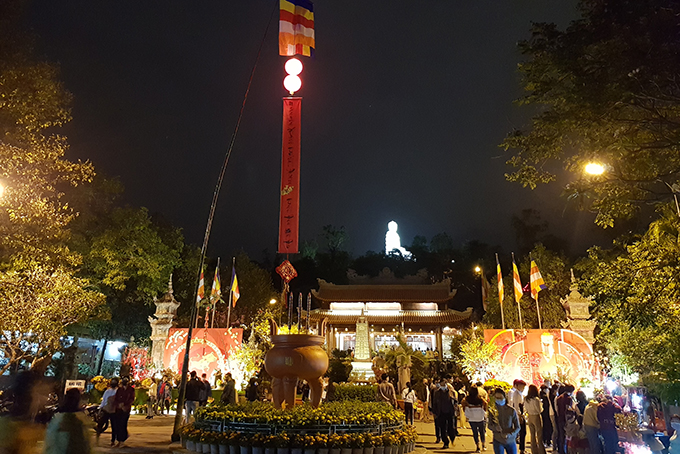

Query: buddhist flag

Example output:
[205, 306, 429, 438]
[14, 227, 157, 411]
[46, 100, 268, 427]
[495, 254, 504, 306]
[530, 260, 548, 300]
[210, 264, 221, 305]
[512, 255, 523, 304]
[230, 266, 240, 308]
[196, 267, 205, 306]
[279, 0, 315, 57]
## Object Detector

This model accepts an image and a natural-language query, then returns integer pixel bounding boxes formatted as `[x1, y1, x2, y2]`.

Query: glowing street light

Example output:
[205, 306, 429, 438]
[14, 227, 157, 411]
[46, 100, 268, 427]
[269, 298, 277, 305]
[585, 162, 605, 175]
[284, 58, 303, 76]
[474, 265, 482, 274]
[0, 182, 4, 198]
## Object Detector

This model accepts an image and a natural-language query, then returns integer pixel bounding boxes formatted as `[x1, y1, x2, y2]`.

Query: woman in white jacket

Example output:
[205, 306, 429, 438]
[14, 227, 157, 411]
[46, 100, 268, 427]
[525, 384, 547, 454]
[462, 386, 488, 452]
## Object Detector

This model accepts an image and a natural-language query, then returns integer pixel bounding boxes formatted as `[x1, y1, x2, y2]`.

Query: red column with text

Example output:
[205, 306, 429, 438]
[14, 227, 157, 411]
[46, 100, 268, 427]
[278, 97, 301, 254]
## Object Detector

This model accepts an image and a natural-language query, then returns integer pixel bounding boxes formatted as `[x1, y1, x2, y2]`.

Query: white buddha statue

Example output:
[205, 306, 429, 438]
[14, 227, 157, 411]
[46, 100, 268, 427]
[385, 221, 412, 258]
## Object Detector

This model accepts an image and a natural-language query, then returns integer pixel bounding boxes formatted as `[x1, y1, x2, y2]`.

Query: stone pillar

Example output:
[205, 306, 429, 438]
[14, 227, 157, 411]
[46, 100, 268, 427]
[149, 275, 181, 370]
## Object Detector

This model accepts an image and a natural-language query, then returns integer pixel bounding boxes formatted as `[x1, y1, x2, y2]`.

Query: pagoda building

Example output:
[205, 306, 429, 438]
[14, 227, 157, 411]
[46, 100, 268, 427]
[309, 268, 473, 357]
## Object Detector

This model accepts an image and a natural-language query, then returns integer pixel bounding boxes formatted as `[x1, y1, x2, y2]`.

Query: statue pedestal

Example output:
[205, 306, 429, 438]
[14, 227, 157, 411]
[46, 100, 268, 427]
[349, 360, 374, 382]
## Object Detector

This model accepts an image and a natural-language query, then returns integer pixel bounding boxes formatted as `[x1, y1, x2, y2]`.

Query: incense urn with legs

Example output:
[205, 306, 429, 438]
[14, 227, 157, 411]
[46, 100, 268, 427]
[264, 320, 328, 408]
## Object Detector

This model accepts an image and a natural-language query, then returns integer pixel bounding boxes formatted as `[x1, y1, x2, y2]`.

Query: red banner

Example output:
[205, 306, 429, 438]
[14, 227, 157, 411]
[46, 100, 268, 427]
[278, 97, 301, 254]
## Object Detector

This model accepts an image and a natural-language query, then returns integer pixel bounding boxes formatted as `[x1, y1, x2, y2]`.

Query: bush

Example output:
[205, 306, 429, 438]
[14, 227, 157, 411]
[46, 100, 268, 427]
[328, 384, 377, 402]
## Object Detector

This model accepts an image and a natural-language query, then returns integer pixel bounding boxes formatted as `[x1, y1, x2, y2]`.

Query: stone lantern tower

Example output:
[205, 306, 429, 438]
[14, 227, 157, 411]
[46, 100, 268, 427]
[149, 275, 181, 370]
[560, 270, 597, 343]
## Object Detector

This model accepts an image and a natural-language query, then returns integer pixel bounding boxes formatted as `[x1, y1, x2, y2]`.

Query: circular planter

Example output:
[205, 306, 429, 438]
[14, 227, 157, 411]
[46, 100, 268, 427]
[230, 445, 239, 454]
[264, 334, 329, 408]
[277, 448, 290, 454]
[203, 443, 211, 453]
[340, 448, 352, 454]
[187, 441, 196, 452]
[304, 449, 316, 454]
[219, 446, 229, 454]
[253, 447, 264, 454]
[291, 448, 303, 454]
[375, 447, 384, 454]
[265, 448, 276, 454]
[365, 447, 375, 454]
[318, 449, 329, 454]
[353, 448, 363, 454]
[330, 449, 340, 454]
[240, 446, 252, 454]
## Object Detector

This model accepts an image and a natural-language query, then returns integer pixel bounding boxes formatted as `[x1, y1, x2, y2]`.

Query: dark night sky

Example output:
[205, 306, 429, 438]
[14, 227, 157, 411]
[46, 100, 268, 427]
[26, 1, 613, 261]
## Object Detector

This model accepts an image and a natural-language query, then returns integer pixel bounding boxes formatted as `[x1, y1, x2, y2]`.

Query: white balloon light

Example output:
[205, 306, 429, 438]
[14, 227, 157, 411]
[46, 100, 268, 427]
[283, 75, 302, 94]
[284, 58, 303, 76]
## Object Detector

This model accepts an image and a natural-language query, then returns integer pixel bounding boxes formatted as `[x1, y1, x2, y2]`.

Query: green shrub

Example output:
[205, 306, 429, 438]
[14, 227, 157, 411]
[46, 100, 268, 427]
[328, 384, 377, 402]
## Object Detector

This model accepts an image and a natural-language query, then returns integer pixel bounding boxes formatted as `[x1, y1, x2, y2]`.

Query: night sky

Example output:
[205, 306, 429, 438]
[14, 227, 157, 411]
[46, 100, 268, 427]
[26, 1, 611, 261]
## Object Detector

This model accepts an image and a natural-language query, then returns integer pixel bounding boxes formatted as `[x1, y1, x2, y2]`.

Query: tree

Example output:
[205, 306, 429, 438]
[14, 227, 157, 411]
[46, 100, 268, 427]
[459, 336, 508, 383]
[503, 0, 680, 227]
[0, 260, 105, 375]
[577, 205, 680, 400]
[483, 244, 568, 329]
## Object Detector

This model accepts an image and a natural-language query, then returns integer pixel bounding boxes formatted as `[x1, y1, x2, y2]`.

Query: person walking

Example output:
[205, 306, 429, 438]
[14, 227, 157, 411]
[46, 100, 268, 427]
[417, 379, 431, 422]
[199, 373, 212, 407]
[96, 377, 118, 445]
[220, 373, 237, 405]
[525, 384, 546, 454]
[489, 388, 520, 454]
[402, 382, 417, 425]
[430, 380, 442, 443]
[112, 377, 135, 448]
[583, 398, 601, 454]
[556, 385, 576, 454]
[146, 378, 157, 419]
[462, 385, 488, 452]
[431, 378, 457, 449]
[158, 378, 172, 415]
[377, 374, 397, 408]
[185, 371, 203, 423]
[539, 385, 553, 449]
[43, 388, 90, 454]
[597, 396, 621, 454]
[508, 380, 527, 454]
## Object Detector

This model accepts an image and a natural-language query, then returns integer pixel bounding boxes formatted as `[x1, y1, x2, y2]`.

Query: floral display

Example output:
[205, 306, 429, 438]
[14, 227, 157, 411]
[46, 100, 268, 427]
[195, 401, 404, 427]
[90, 375, 109, 392]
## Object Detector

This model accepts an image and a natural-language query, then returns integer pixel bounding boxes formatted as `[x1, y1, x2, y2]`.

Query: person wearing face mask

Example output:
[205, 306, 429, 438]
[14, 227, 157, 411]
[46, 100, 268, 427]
[508, 380, 527, 454]
[431, 378, 458, 449]
[488, 388, 520, 454]
[669, 415, 680, 453]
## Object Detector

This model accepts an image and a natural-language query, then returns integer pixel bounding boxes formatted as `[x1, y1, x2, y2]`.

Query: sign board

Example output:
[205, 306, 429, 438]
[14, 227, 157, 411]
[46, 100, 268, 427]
[65, 379, 86, 394]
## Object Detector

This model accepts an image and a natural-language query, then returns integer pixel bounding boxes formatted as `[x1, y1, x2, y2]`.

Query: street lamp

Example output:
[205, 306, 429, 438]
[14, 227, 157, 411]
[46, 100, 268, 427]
[474, 266, 481, 274]
[269, 298, 277, 305]
[584, 162, 605, 175]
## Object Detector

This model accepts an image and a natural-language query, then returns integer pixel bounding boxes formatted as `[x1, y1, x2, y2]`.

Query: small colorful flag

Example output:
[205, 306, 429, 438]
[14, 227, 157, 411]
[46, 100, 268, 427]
[530, 260, 548, 300]
[279, 0, 315, 57]
[230, 266, 240, 307]
[496, 255, 504, 306]
[196, 267, 205, 306]
[210, 264, 221, 305]
[513, 255, 523, 304]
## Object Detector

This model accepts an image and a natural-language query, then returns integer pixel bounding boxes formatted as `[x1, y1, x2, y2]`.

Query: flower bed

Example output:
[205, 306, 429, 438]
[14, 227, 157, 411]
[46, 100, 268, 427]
[183, 402, 417, 454]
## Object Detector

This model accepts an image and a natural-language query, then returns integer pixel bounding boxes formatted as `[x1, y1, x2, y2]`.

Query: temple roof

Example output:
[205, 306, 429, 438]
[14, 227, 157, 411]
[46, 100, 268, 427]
[309, 307, 473, 325]
[312, 279, 457, 303]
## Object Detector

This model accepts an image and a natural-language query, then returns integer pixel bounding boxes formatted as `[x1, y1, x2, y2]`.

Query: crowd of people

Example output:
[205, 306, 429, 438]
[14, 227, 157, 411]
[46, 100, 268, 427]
[384, 376, 675, 454]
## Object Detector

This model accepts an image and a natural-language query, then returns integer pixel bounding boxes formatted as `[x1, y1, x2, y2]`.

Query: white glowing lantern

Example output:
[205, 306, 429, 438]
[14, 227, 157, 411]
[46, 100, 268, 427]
[285, 58, 303, 76]
[284, 75, 301, 94]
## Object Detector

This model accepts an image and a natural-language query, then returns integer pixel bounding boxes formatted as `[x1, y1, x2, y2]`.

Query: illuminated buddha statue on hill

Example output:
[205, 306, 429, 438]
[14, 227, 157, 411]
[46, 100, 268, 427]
[385, 221, 412, 259]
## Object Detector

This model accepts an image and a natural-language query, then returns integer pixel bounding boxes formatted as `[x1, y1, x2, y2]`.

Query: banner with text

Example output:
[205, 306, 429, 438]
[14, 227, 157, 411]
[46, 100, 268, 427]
[278, 97, 301, 254]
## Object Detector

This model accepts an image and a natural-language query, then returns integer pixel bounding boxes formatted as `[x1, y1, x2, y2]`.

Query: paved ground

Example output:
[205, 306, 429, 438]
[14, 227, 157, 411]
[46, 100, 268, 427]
[88, 416, 510, 454]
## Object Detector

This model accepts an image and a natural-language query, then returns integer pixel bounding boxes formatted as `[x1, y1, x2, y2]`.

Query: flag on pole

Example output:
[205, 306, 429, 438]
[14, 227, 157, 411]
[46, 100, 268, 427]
[530, 260, 548, 300]
[230, 266, 240, 307]
[279, 0, 315, 57]
[196, 267, 205, 306]
[513, 256, 523, 303]
[210, 264, 221, 305]
[496, 256, 504, 306]
[481, 275, 491, 311]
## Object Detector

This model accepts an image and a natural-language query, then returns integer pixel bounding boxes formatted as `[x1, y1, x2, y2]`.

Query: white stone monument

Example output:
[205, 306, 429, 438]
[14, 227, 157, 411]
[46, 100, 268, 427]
[385, 221, 412, 258]
[149, 275, 181, 370]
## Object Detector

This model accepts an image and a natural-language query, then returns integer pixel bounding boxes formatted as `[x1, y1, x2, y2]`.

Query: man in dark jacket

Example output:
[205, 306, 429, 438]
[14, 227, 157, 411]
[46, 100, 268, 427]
[220, 373, 237, 405]
[431, 378, 457, 449]
[199, 373, 212, 406]
[185, 371, 203, 423]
